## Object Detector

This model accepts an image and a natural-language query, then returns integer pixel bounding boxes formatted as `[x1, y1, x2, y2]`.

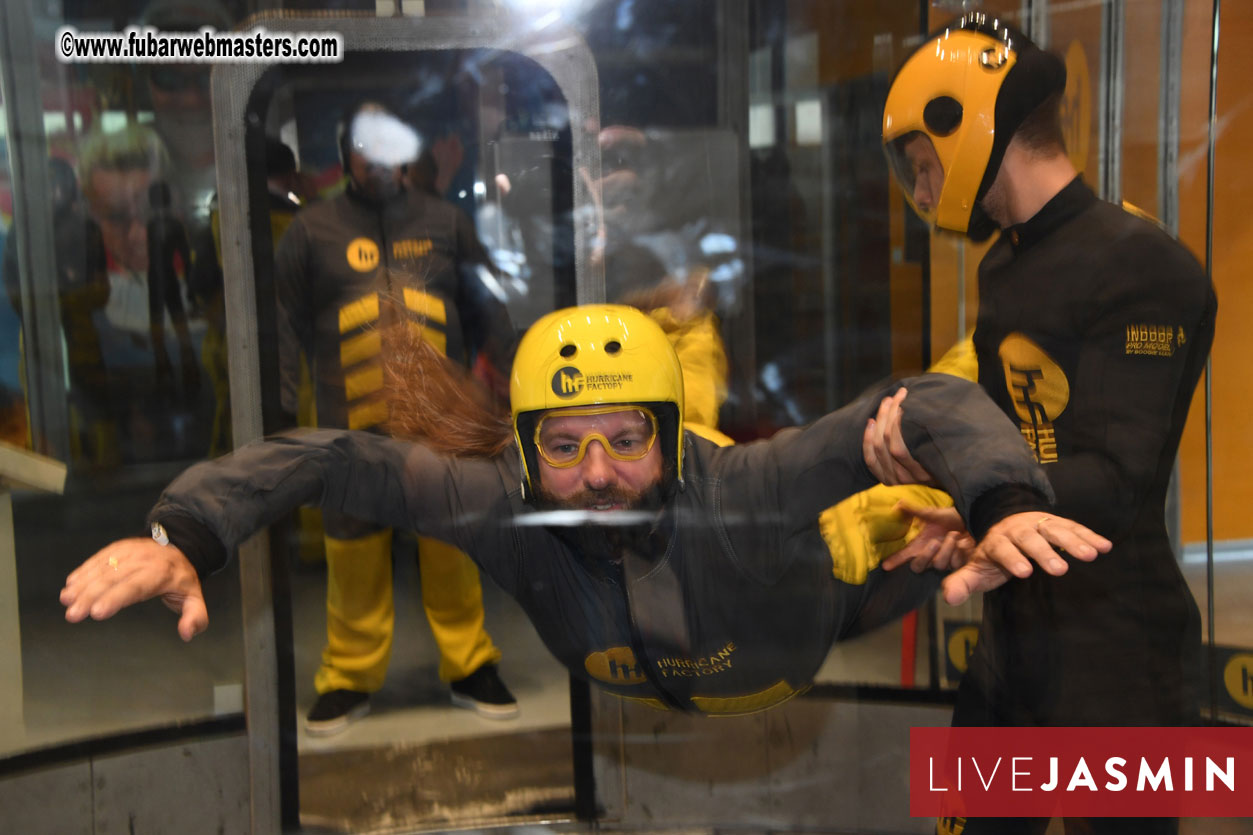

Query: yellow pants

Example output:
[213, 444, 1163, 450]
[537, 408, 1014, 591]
[314, 530, 502, 694]
[200, 323, 232, 459]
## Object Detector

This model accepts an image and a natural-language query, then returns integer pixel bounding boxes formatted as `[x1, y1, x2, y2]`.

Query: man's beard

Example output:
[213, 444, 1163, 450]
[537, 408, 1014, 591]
[532, 476, 673, 573]
[532, 482, 664, 514]
[355, 178, 403, 204]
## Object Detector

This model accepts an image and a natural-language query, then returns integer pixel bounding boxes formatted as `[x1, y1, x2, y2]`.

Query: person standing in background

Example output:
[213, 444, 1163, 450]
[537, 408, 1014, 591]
[145, 180, 200, 415]
[2, 158, 115, 466]
[80, 124, 200, 464]
[275, 102, 518, 735]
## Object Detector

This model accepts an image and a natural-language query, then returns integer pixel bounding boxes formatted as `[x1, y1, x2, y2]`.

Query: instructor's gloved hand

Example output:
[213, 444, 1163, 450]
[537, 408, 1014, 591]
[820, 483, 954, 585]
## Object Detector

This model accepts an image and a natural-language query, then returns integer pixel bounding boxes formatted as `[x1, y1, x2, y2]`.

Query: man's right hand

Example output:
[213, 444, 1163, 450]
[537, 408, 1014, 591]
[61, 538, 208, 642]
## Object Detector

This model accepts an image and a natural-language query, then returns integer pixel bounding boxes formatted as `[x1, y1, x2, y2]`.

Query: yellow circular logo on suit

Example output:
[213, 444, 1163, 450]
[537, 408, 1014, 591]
[947, 625, 980, 674]
[584, 647, 646, 685]
[346, 237, 380, 272]
[998, 333, 1070, 423]
[1223, 654, 1253, 709]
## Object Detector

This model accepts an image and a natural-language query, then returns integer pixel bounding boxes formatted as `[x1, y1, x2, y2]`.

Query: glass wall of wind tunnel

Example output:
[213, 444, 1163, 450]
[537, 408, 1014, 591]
[504, 0, 941, 690]
[0, 0, 247, 762]
[1175, 1, 1253, 726]
[735, 1, 953, 690]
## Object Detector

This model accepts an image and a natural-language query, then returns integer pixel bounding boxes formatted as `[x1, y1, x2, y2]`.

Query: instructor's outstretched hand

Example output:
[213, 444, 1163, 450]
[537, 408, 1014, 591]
[940, 511, 1112, 605]
[61, 538, 208, 642]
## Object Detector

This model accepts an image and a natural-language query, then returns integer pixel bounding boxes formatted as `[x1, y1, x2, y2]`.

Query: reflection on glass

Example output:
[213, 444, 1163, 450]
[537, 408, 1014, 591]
[1, 4, 1248, 835]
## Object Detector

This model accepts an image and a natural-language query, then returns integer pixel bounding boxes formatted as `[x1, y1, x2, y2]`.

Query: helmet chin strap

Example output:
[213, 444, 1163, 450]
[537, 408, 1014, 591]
[965, 203, 1000, 242]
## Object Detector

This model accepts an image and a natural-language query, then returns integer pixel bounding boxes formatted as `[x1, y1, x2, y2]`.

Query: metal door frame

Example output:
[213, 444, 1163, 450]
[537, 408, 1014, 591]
[211, 12, 600, 831]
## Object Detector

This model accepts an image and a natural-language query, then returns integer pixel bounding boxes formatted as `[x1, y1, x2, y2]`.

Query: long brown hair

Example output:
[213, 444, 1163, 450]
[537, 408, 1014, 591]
[382, 318, 514, 458]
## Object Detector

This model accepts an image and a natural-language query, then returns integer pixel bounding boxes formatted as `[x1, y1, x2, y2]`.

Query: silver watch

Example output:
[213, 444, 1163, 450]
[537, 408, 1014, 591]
[151, 521, 170, 546]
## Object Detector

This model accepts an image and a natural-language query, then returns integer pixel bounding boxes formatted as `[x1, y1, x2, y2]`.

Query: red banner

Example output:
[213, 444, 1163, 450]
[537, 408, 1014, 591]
[910, 727, 1253, 818]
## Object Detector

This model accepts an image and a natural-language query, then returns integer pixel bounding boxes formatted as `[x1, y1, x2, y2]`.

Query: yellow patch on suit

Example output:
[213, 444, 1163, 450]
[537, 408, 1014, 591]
[818, 336, 973, 585]
[947, 624, 980, 675]
[393, 238, 433, 259]
[998, 332, 1069, 424]
[347, 399, 389, 431]
[691, 680, 807, 715]
[345, 237, 380, 272]
[819, 484, 954, 585]
[1124, 323, 1182, 357]
[402, 288, 449, 354]
[998, 332, 1069, 463]
[585, 647, 647, 685]
[684, 420, 734, 447]
[408, 321, 447, 356]
[403, 287, 447, 324]
[344, 364, 384, 401]
[339, 293, 380, 333]
[618, 695, 670, 711]
[340, 330, 381, 369]
[613, 681, 810, 716]
[929, 335, 977, 381]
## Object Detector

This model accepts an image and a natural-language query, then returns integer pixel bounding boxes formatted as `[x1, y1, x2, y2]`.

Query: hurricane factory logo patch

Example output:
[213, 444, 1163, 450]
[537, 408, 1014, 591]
[999, 333, 1069, 464]
[346, 237, 380, 272]
[552, 366, 585, 398]
[585, 647, 646, 685]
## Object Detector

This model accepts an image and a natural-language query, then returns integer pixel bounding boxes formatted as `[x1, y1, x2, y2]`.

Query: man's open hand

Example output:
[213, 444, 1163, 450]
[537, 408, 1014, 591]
[61, 538, 208, 642]
[940, 511, 1112, 605]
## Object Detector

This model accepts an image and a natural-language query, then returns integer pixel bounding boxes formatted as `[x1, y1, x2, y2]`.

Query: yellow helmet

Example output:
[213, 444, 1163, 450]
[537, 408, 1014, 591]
[511, 304, 685, 498]
[882, 14, 1065, 240]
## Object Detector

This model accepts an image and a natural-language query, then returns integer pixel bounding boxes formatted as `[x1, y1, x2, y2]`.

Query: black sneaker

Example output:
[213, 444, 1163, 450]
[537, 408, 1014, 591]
[305, 689, 370, 736]
[450, 664, 520, 719]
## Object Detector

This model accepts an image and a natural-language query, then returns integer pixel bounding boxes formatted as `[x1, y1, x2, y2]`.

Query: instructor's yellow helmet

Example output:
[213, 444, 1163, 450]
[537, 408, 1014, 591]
[511, 305, 685, 499]
[882, 14, 1065, 241]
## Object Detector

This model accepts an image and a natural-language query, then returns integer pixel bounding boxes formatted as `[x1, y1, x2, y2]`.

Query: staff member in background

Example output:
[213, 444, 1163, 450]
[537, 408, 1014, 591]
[273, 102, 518, 734]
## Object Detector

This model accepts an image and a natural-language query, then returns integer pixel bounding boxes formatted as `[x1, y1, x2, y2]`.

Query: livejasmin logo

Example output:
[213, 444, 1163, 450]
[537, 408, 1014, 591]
[927, 753, 1234, 793]
[910, 727, 1253, 818]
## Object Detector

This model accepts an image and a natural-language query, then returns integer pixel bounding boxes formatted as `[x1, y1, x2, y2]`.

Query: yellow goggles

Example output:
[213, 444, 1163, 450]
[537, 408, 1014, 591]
[534, 405, 659, 468]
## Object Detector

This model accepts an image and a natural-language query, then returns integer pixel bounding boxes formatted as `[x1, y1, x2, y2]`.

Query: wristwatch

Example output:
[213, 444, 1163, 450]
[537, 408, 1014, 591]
[151, 521, 170, 546]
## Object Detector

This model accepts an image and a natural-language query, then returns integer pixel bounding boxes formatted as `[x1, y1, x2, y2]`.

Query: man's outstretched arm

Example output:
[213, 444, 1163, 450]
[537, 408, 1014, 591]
[60, 428, 499, 638]
[61, 539, 207, 641]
